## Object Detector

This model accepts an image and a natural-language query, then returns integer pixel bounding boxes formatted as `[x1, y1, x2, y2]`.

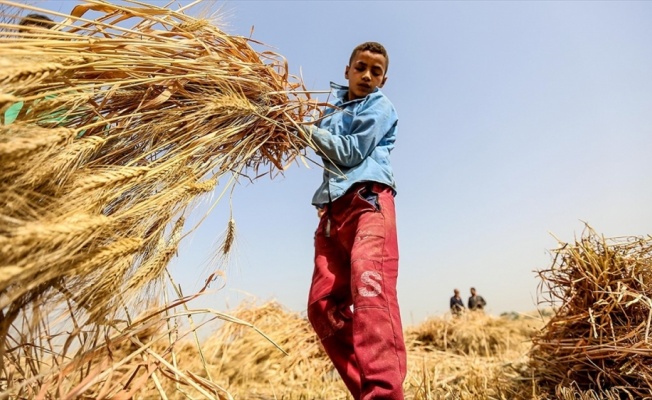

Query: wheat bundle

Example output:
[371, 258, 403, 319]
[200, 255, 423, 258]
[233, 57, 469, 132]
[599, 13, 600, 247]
[405, 347, 532, 400]
[406, 312, 540, 357]
[0, 0, 317, 397]
[531, 226, 652, 398]
[195, 300, 346, 399]
[403, 313, 542, 399]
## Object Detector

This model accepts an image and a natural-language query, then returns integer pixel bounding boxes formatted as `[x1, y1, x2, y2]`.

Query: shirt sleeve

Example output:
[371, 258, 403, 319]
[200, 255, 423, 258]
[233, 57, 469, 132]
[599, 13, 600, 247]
[306, 95, 397, 168]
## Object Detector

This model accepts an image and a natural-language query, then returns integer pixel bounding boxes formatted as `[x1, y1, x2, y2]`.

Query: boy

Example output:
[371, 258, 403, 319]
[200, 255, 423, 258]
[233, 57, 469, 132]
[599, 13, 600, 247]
[303, 42, 406, 400]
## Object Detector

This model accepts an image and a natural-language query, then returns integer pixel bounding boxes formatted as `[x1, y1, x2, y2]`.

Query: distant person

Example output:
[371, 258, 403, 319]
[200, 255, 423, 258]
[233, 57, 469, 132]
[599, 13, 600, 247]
[468, 287, 487, 311]
[303, 42, 405, 400]
[450, 288, 465, 316]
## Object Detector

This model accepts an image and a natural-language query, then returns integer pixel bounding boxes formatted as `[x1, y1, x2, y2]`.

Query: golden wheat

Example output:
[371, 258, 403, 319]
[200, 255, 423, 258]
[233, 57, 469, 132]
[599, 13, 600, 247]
[0, 0, 321, 397]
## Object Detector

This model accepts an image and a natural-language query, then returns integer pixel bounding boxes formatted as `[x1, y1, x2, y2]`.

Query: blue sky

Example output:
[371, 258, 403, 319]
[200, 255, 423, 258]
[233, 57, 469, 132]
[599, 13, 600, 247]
[38, 0, 652, 325]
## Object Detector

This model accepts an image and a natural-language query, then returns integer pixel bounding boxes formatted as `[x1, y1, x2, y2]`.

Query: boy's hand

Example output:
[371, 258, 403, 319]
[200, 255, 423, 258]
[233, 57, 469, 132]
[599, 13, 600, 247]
[297, 124, 314, 139]
[286, 124, 310, 152]
[294, 124, 315, 148]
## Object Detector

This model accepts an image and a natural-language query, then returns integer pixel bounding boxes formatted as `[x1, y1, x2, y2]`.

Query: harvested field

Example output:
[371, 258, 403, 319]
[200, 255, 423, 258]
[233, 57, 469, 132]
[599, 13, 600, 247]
[1, 0, 651, 399]
[115, 299, 546, 399]
[129, 226, 652, 399]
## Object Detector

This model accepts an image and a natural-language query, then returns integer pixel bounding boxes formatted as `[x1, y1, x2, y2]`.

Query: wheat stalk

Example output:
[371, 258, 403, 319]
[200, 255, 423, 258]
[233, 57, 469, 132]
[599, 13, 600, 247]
[0, 0, 325, 397]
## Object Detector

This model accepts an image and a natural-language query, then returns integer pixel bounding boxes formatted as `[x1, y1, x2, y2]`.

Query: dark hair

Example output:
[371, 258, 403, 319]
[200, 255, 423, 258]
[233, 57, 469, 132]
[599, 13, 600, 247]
[349, 42, 389, 72]
[19, 13, 55, 30]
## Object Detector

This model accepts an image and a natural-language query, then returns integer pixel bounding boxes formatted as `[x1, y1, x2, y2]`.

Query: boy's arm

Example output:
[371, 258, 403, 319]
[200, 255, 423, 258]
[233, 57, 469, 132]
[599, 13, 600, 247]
[304, 95, 396, 168]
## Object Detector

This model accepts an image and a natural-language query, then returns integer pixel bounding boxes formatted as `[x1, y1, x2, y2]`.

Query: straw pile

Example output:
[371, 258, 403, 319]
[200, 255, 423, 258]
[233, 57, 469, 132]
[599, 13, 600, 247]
[0, 0, 316, 397]
[175, 302, 546, 400]
[406, 311, 540, 357]
[190, 300, 346, 399]
[404, 311, 543, 399]
[160, 297, 647, 400]
[531, 226, 652, 398]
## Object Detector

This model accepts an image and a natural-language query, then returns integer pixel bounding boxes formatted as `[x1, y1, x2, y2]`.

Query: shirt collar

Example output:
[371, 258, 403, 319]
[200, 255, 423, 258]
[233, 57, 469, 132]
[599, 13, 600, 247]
[330, 82, 348, 103]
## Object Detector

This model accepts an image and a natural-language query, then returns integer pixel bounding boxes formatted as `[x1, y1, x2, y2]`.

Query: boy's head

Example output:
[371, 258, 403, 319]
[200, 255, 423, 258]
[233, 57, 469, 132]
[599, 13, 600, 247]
[18, 13, 55, 33]
[345, 42, 389, 101]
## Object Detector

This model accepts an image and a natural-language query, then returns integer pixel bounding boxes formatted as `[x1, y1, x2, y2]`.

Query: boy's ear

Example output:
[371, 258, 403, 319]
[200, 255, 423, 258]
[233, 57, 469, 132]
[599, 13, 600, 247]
[344, 65, 350, 80]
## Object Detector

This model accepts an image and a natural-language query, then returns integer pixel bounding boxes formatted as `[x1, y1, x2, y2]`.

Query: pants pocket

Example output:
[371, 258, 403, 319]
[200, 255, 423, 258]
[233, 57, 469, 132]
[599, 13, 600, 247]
[357, 185, 380, 211]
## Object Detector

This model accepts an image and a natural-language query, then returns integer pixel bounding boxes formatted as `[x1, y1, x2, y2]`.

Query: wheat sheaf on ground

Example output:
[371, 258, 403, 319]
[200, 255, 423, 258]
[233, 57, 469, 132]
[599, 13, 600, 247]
[0, 0, 319, 397]
[531, 226, 652, 399]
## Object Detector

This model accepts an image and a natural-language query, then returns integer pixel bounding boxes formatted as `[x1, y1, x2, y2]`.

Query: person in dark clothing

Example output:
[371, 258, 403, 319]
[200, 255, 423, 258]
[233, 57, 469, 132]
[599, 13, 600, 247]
[468, 287, 487, 311]
[450, 288, 465, 316]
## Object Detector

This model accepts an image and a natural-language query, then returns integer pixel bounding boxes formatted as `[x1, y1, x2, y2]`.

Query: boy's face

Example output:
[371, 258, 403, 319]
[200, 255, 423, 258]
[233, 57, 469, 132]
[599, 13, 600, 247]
[345, 50, 388, 101]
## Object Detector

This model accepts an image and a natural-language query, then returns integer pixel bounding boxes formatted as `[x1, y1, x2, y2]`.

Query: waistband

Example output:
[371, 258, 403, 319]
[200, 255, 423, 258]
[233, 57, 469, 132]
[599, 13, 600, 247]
[346, 181, 395, 197]
[317, 182, 395, 210]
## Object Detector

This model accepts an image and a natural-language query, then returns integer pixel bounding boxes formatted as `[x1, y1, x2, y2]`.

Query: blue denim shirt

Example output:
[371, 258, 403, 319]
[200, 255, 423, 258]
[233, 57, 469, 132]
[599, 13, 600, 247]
[306, 82, 398, 206]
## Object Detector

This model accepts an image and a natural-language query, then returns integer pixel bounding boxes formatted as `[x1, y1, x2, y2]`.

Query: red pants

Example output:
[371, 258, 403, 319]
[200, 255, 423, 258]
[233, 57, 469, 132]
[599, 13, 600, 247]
[308, 183, 406, 400]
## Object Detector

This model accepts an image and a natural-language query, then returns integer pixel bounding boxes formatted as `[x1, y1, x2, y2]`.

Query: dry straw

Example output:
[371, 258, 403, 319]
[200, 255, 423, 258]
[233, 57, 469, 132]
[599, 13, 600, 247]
[405, 311, 540, 357]
[187, 301, 546, 399]
[404, 311, 543, 399]
[190, 300, 347, 399]
[531, 225, 652, 398]
[0, 0, 320, 397]
[7, 2, 647, 399]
